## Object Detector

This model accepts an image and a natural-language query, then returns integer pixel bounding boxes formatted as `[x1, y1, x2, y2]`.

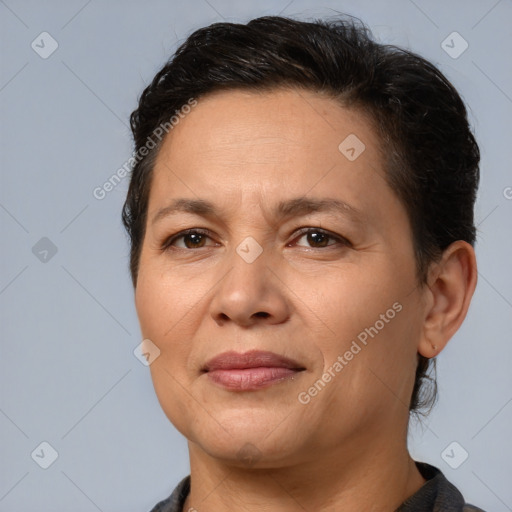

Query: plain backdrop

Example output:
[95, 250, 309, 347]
[1, 0, 511, 511]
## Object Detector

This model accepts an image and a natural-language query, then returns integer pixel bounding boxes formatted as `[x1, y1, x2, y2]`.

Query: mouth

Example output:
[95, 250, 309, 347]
[202, 350, 306, 391]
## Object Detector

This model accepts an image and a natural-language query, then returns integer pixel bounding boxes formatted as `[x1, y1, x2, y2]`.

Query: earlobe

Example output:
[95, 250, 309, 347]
[418, 241, 477, 358]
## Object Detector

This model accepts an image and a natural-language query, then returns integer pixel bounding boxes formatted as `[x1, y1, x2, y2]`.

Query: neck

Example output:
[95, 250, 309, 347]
[182, 422, 426, 512]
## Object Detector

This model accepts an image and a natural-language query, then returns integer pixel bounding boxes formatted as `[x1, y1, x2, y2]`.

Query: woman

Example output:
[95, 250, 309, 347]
[122, 15, 485, 511]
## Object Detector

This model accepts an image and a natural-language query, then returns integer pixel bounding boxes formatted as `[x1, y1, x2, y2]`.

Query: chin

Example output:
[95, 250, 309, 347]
[192, 432, 301, 469]
[186, 412, 310, 465]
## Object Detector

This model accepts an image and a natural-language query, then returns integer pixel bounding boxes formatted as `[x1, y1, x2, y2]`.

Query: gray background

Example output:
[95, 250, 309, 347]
[1, 0, 511, 510]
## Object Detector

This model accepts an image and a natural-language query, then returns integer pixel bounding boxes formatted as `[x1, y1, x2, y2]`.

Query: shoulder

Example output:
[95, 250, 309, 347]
[397, 462, 487, 512]
[149, 475, 190, 512]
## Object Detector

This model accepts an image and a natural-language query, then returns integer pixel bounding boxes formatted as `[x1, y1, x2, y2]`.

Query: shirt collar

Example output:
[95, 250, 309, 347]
[151, 461, 473, 512]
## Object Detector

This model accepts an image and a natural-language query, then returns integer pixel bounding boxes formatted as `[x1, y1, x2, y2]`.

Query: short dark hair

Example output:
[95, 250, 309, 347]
[122, 15, 480, 414]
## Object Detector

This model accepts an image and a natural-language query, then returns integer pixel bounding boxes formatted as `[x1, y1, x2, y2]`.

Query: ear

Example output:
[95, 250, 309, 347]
[418, 240, 477, 359]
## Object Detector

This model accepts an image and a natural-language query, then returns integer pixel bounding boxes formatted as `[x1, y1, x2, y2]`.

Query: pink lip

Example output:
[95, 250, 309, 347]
[203, 350, 305, 390]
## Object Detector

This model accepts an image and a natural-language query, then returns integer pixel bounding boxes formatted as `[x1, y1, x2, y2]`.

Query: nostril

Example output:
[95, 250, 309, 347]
[254, 312, 270, 318]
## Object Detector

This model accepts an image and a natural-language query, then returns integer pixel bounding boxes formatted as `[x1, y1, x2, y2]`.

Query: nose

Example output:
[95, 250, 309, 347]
[209, 242, 291, 328]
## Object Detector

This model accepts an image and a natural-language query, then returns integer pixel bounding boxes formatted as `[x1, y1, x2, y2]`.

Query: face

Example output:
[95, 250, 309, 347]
[135, 88, 426, 468]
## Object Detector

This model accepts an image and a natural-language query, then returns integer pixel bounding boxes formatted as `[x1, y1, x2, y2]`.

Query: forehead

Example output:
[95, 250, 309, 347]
[148, 87, 395, 225]
[157, 87, 381, 162]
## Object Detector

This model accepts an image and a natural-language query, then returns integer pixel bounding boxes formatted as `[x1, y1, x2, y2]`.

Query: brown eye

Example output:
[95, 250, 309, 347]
[162, 229, 216, 250]
[180, 232, 207, 248]
[293, 228, 350, 249]
[302, 231, 330, 248]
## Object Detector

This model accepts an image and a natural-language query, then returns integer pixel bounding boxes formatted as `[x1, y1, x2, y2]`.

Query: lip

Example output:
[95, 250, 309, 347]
[203, 350, 304, 372]
[202, 350, 305, 391]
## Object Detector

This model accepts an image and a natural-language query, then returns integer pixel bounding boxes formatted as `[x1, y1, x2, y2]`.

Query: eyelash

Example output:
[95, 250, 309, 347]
[161, 227, 351, 252]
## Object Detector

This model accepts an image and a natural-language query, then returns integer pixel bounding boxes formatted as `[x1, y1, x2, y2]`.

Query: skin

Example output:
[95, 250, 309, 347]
[134, 88, 477, 511]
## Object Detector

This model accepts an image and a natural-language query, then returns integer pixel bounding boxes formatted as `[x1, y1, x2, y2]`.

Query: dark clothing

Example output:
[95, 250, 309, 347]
[396, 462, 485, 511]
[150, 462, 485, 511]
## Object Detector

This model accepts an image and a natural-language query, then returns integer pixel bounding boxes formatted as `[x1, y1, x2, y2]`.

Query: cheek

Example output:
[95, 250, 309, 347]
[135, 278, 168, 342]
[308, 267, 409, 349]
[135, 260, 200, 340]
[135, 272, 201, 436]
[300, 268, 421, 412]
[134, 267, 196, 390]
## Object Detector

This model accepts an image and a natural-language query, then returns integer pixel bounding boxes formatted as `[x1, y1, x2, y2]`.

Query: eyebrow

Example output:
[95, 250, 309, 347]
[151, 197, 364, 226]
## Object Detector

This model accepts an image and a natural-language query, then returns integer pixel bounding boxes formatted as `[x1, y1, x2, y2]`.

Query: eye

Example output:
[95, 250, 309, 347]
[161, 229, 217, 250]
[290, 227, 350, 249]
[161, 227, 351, 252]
